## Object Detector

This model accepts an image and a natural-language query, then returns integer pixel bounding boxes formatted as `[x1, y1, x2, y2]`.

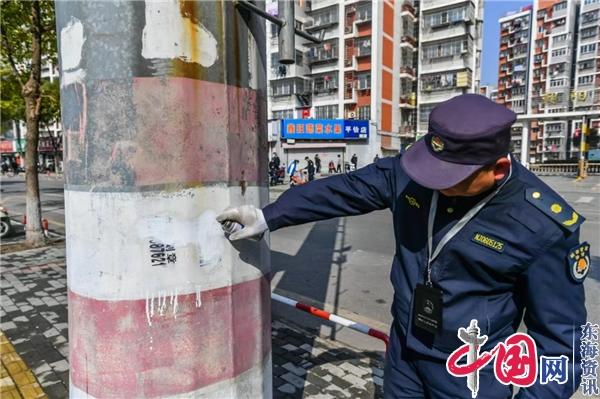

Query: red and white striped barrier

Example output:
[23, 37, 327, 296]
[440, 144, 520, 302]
[272, 293, 390, 349]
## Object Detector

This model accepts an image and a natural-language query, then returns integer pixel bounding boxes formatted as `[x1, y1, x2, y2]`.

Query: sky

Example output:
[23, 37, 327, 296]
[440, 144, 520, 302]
[480, 0, 532, 86]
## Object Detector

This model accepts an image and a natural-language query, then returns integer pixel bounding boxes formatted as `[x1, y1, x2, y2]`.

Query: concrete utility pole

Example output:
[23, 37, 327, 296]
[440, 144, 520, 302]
[56, 2, 270, 397]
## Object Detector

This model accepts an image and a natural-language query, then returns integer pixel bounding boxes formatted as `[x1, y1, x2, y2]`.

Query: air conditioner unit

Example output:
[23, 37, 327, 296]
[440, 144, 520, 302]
[348, 111, 356, 119]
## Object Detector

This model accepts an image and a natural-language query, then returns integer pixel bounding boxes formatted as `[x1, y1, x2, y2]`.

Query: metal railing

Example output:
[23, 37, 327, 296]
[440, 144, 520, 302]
[529, 163, 600, 176]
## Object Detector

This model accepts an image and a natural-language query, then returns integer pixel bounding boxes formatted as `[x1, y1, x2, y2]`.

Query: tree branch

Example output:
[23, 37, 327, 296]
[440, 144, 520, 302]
[1, 26, 25, 88]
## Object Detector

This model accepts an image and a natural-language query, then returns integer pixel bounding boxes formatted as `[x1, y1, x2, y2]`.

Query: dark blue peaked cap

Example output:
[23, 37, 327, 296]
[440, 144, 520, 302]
[401, 94, 516, 190]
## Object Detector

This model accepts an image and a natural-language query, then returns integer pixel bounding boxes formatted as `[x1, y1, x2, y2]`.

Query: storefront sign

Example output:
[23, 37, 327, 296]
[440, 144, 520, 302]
[281, 119, 369, 140]
[0, 140, 13, 153]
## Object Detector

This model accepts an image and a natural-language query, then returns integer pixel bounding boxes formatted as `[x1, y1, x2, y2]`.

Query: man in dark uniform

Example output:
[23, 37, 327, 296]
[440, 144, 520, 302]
[217, 94, 589, 398]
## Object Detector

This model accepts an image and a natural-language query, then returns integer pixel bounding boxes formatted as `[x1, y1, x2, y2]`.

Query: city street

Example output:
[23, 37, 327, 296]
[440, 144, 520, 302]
[0, 175, 66, 237]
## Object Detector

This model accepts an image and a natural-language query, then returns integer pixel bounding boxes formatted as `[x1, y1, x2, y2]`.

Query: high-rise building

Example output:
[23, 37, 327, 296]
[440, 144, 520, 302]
[571, 0, 600, 157]
[266, 0, 420, 168]
[416, 0, 484, 136]
[532, 0, 580, 162]
[497, 6, 533, 158]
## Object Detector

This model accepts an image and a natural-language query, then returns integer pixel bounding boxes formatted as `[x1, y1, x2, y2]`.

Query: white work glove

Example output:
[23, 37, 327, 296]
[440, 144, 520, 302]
[216, 205, 268, 241]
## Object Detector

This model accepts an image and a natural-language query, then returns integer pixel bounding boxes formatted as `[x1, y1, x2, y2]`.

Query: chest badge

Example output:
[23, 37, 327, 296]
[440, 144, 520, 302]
[568, 242, 590, 283]
[471, 232, 505, 253]
[405, 195, 421, 209]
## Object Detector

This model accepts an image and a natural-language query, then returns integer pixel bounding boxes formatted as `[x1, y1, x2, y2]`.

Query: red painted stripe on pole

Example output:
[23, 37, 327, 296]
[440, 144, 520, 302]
[69, 277, 271, 398]
[128, 78, 264, 187]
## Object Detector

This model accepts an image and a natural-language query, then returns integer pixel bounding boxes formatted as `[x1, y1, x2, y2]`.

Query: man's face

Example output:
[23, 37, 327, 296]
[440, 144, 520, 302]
[439, 157, 510, 197]
[440, 167, 495, 197]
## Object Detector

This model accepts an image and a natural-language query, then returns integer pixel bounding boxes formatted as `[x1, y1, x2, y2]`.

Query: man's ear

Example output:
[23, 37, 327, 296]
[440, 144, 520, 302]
[493, 157, 511, 182]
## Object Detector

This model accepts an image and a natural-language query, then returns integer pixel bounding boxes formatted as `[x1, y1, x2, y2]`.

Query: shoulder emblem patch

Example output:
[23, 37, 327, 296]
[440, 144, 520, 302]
[471, 232, 505, 253]
[568, 242, 590, 283]
[525, 188, 585, 232]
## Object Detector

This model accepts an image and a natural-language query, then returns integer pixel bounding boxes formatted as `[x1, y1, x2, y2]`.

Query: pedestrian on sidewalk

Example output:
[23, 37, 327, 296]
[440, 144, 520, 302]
[314, 154, 321, 175]
[307, 159, 315, 182]
[328, 160, 335, 174]
[217, 94, 587, 398]
[373, 154, 380, 163]
[287, 159, 299, 184]
[351, 154, 357, 171]
[336, 155, 342, 173]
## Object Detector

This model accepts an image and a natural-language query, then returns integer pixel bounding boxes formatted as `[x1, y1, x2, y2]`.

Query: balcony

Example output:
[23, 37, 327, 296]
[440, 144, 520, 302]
[401, 35, 417, 48]
[401, 2, 417, 18]
[399, 94, 417, 108]
[399, 66, 416, 79]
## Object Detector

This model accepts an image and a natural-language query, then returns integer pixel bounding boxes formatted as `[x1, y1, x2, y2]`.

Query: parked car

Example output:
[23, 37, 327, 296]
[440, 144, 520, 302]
[0, 207, 13, 238]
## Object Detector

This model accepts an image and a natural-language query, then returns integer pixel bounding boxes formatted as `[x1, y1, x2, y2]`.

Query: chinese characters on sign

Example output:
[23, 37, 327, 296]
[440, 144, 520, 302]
[580, 322, 599, 396]
[543, 90, 589, 105]
[281, 119, 369, 140]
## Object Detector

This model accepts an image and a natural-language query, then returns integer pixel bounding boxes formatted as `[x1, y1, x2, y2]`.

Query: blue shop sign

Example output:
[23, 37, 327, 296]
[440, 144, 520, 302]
[281, 119, 369, 140]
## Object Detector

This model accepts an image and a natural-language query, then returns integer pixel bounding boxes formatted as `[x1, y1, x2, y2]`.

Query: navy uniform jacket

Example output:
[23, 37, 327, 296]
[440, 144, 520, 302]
[263, 155, 587, 398]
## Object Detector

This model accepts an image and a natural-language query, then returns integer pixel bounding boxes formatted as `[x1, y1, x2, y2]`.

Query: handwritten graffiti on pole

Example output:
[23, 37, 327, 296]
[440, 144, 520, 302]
[148, 240, 177, 266]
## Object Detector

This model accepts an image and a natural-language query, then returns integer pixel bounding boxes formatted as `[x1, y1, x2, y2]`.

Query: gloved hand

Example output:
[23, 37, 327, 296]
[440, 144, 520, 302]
[216, 205, 268, 241]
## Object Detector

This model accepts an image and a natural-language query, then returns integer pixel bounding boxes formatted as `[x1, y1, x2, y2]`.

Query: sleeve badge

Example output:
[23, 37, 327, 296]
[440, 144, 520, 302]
[568, 242, 590, 283]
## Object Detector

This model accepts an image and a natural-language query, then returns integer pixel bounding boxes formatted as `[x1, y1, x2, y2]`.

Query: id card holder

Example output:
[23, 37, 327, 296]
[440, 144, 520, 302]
[412, 283, 443, 334]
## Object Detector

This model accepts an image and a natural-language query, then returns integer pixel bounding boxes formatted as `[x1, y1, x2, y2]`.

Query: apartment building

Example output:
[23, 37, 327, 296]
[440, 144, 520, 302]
[525, 0, 580, 162]
[571, 0, 600, 156]
[266, 0, 419, 168]
[416, 0, 484, 136]
[497, 6, 533, 158]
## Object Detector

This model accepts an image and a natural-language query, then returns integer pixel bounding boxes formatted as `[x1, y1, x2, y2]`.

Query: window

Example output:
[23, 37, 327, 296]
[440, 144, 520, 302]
[512, 99, 525, 108]
[511, 86, 526, 96]
[357, 106, 370, 120]
[272, 109, 294, 120]
[422, 38, 469, 61]
[581, 43, 597, 54]
[553, 2, 567, 11]
[551, 47, 567, 57]
[549, 63, 566, 76]
[313, 73, 338, 94]
[421, 72, 457, 91]
[271, 80, 293, 96]
[550, 78, 566, 87]
[356, 73, 371, 90]
[271, 79, 307, 96]
[312, 7, 338, 27]
[355, 37, 371, 56]
[578, 75, 594, 85]
[582, 10, 599, 24]
[356, 4, 372, 22]
[580, 26, 598, 39]
[308, 41, 339, 63]
[315, 105, 338, 119]
[552, 34, 568, 45]
[419, 104, 436, 124]
[424, 5, 469, 28]
[579, 60, 595, 70]
[584, 0, 599, 5]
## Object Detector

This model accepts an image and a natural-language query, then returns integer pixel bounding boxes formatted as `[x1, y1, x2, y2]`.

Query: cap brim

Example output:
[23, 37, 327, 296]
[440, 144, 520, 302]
[401, 139, 483, 190]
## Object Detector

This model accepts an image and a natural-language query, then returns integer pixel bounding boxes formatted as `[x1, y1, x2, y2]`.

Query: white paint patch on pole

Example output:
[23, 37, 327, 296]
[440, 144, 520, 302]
[65, 186, 266, 301]
[60, 17, 86, 87]
[141, 0, 218, 67]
